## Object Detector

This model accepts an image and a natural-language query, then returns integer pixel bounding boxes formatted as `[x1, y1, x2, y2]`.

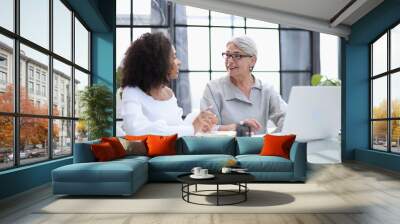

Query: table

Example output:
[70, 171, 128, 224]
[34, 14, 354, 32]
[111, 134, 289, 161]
[177, 172, 255, 206]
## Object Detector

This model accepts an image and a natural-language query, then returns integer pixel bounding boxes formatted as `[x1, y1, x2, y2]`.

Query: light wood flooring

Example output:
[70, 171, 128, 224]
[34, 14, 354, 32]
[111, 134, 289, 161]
[1, 162, 400, 224]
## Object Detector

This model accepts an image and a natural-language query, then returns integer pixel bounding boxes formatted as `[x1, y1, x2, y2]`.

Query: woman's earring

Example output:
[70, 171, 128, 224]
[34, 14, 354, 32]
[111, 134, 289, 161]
[249, 66, 254, 71]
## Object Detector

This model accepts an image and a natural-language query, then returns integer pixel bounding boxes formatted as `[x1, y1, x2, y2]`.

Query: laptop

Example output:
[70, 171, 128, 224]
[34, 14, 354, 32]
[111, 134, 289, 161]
[281, 86, 341, 142]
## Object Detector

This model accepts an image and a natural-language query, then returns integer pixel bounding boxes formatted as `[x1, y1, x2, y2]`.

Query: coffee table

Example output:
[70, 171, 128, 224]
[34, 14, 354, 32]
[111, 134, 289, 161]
[177, 172, 255, 206]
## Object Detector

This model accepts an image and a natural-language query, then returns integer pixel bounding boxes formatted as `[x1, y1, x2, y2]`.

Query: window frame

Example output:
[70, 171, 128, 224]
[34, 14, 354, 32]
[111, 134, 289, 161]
[370, 20, 400, 154]
[0, 0, 92, 171]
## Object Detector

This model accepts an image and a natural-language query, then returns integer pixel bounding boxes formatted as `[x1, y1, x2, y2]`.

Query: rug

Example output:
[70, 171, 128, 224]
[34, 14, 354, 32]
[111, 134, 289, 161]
[38, 183, 362, 214]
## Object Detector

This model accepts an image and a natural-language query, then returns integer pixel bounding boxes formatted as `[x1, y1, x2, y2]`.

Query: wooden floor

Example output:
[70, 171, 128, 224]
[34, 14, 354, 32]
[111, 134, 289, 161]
[1, 162, 400, 224]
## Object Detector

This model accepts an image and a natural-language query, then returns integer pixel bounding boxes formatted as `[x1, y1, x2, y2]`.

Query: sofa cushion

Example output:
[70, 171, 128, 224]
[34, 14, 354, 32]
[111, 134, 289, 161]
[147, 134, 177, 157]
[125, 135, 149, 141]
[118, 138, 147, 156]
[101, 137, 127, 158]
[91, 142, 118, 161]
[236, 155, 293, 172]
[148, 154, 235, 172]
[260, 134, 296, 159]
[53, 159, 147, 183]
[236, 137, 263, 155]
[178, 136, 236, 155]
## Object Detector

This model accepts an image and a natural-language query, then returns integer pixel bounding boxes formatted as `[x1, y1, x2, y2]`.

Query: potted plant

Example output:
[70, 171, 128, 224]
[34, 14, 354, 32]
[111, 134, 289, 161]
[79, 84, 113, 140]
[311, 74, 341, 86]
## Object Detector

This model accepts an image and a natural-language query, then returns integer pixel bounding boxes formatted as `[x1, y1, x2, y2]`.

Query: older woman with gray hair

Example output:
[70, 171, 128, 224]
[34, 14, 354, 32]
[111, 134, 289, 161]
[200, 35, 286, 134]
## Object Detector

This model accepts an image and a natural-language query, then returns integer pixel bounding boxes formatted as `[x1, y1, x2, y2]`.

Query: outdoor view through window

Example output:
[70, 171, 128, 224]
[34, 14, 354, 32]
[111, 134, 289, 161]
[0, 0, 91, 170]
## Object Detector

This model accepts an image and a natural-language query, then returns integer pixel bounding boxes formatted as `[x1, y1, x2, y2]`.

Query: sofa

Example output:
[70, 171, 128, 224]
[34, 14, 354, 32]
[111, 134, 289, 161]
[52, 136, 307, 196]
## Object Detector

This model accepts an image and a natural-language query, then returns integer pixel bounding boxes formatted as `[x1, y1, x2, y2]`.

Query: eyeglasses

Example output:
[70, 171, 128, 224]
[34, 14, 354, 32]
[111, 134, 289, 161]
[222, 52, 252, 61]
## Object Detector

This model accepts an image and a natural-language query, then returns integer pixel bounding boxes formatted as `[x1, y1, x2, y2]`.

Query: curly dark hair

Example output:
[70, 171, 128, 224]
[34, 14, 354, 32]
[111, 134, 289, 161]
[121, 32, 172, 92]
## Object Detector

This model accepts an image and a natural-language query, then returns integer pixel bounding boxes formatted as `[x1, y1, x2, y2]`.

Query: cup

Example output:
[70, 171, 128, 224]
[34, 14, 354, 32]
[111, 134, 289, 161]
[221, 167, 232, 174]
[199, 169, 208, 176]
[191, 167, 202, 176]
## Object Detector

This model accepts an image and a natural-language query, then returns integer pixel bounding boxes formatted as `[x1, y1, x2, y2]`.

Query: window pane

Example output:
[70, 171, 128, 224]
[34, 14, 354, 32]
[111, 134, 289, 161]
[53, 0, 72, 60]
[372, 34, 387, 76]
[246, 29, 280, 71]
[53, 59, 72, 117]
[0, 34, 14, 113]
[75, 18, 89, 70]
[20, 0, 49, 49]
[391, 72, 400, 118]
[75, 120, 88, 143]
[74, 69, 89, 118]
[132, 28, 150, 41]
[211, 11, 244, 27]
[211, 28, 235, 71]
[53, 119, 72, 158]
[176, 27, 209, 71]
[20, 44, 49, 115]
[0, 0, 14, 31]
[253, 72, 280, 93]
[391, 120, 400, 153]
[391, 24, 400, 70]
[133, 0, 168, 26]
[210, 28, 244, 71]
[372, 121, 387, 151]
[176, 5, 208, 25]
[116, 0, 130, 25]
[0, 116, 13, 170]
[320, 33, 339, 79]
[186, 72, 210, 111]
[116, 28, 131, 69]
[132, 28, 169, 42]
[20, 117, 49, 165]
[372, 77, 387, 119]
[246, 19, 278, 28]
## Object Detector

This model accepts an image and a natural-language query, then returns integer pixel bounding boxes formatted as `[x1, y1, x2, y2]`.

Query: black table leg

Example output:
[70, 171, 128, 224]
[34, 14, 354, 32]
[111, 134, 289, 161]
[245, 183, 247, 201]
[217, 184, 219, 206]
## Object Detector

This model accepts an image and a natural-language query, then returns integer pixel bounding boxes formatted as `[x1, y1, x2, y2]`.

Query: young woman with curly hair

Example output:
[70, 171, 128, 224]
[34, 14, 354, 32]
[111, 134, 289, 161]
[120, 32, 217, 136]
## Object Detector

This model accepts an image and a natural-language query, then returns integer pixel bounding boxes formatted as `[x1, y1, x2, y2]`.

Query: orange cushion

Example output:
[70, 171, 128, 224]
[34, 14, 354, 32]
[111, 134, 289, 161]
[125, 135, 150, 141]
[91, 142, 118, 161]
[101, 137, 126, 158]
[146, 134, 178, 157]
[259, 134, 296, 159]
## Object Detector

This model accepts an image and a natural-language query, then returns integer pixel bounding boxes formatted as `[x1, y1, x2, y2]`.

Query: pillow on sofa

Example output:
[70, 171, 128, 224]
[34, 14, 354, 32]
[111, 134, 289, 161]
[125, 135, 150, 141]
[260, 134, 296, 159]
[118, 138, 147, 156]
[146, 134, 177, 157]
[91, 142, 118, 161]
[101, 137, 126, 158]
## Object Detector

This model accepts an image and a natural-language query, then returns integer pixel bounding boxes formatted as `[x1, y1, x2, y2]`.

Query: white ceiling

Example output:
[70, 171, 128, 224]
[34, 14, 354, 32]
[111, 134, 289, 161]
[172, 0, 384, 38]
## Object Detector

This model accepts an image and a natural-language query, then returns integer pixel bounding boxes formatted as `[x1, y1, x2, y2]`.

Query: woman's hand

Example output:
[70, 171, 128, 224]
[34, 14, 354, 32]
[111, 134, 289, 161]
[192, 111, 218, 133]
[241, 118, 262, 132]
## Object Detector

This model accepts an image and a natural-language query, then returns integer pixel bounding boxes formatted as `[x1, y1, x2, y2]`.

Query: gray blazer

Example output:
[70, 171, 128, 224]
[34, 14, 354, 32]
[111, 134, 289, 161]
[200, 75, 286, 134]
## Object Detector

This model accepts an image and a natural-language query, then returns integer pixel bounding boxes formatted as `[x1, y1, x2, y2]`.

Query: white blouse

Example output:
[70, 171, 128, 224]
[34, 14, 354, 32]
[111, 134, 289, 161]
[120, 86, 195, 137]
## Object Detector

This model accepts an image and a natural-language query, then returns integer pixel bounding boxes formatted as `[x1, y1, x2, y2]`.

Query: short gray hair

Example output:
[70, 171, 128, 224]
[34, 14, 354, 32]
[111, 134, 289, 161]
[227, 36, 257, 57]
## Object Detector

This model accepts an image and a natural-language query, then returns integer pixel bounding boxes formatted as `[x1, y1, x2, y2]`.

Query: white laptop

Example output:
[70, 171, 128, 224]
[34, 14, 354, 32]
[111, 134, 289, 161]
[281, 86, 341, 142]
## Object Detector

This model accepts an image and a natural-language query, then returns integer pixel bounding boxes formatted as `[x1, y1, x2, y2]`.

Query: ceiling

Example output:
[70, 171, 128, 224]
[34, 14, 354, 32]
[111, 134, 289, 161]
[172, 0, 384, 38]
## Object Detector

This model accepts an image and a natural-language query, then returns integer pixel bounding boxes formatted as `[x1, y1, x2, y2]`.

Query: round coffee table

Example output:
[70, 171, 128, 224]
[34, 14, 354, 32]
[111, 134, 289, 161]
[177, 172, 255, 206]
